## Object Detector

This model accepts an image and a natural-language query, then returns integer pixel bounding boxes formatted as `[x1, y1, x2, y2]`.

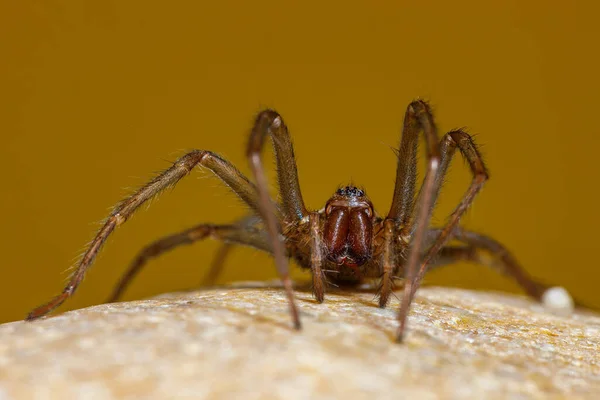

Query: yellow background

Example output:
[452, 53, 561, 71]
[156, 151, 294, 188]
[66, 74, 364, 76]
[1, 1, 599, 323]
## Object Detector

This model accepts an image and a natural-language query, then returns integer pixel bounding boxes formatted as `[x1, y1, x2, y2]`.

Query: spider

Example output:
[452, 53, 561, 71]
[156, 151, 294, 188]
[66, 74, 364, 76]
[27, 100, 553, 342]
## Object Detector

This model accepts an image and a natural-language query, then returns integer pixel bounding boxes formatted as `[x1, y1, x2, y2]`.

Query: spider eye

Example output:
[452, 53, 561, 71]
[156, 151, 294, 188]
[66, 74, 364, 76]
[364, 207, 373, 218]
[325, 204, 333, 215]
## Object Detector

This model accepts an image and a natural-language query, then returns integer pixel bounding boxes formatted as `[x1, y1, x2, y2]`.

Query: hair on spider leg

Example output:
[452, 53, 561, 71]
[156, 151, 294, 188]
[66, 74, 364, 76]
[27, 102, 564, 343]
[320, 269, 340, 274]
[309, 271, 339, 293]
[371, 287, 400, 306]
[447, 128, 489, 172]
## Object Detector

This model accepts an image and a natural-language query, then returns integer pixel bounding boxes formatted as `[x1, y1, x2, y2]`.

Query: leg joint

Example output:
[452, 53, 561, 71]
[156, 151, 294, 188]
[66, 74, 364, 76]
[255, 109, 283, 130]
[447, 129, 474, 145]
[178, 150, 212, 173]
[408, 99, 432, 116]
[445, 130, 489, 179]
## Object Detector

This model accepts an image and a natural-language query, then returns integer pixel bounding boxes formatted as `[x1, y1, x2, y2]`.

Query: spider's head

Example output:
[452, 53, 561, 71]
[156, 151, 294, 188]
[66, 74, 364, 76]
[323, 186, 374, 267]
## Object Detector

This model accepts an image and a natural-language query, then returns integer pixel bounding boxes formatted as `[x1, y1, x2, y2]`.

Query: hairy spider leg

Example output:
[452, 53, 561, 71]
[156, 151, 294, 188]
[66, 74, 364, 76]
[385, 100, 441, 342]
[425, 227, 547, 300]
[407, 131, 489, 305]
[26, 151, 265, 320]
[246, 110, 308, 330]
[28, 110, 309, 330]
[108, 215, 263, 301]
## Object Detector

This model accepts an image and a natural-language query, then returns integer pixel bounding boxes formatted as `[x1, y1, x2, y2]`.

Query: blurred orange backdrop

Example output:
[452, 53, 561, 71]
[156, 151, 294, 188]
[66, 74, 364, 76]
[1, 1, 599, 323]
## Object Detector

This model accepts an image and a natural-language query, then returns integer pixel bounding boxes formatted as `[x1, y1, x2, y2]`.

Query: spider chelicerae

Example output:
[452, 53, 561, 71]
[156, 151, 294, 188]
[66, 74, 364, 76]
[27, 100, 558, 342]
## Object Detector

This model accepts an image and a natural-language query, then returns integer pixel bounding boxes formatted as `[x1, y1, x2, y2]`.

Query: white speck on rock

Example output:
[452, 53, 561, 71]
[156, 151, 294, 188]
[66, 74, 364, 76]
[542, 286, 575, 316]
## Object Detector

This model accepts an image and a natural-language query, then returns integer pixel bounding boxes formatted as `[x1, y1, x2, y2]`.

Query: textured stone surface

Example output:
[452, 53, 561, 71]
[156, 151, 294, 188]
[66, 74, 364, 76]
[1, 283, 599, 399]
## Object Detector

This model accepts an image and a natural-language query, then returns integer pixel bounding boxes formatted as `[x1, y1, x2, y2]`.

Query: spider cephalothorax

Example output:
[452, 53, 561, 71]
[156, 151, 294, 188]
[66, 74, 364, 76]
[27, 101, 552, 342]
[323, 186, 375, 269]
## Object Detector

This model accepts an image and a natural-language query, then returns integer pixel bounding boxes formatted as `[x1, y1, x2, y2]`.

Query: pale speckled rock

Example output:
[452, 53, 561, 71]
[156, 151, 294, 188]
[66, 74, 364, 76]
[1, 283, 599, 399]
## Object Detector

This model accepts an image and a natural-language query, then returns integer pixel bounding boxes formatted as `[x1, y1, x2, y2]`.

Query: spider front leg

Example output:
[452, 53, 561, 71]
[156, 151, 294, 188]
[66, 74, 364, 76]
[247, 110, 308, 330]
[26, 151, 264, 320]
[383, 100, 441, 340]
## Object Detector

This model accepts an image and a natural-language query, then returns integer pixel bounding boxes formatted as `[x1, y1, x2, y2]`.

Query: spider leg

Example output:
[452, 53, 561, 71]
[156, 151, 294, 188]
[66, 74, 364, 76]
[378, 219, 397, 307]
[264, 111, 308, 221]
[395, 127, 488, 341]
[379, 141, 454, 308]
[247, 110, 303, 330]
[204, 102, 310, 290]
[425, 244, 478, 269]
[201, 243, 235, 286]
[386, 100, 441, 342]
[199, 215, 263, 287]
[424, 228, 547, 300]
[410, 127, 459, 224]
[309, 213, 326, 303]
[107, 223, 270, 303]
[407, 131, 488, 304]
[387, 101, 443, 224]
[27, 150, 266, 321]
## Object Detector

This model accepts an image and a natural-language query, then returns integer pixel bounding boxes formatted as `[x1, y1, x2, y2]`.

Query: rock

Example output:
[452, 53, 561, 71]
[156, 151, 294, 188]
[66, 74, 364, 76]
[1, 283, 599, 399]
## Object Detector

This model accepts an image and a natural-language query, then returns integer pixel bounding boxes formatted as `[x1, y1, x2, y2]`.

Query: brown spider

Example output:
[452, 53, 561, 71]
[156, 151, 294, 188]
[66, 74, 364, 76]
[27, 100, 552, 342]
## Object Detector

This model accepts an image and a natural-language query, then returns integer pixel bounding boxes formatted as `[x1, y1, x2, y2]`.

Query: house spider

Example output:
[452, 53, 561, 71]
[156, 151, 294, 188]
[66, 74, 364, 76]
[27, 100, 554, 342]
